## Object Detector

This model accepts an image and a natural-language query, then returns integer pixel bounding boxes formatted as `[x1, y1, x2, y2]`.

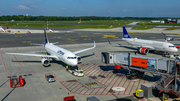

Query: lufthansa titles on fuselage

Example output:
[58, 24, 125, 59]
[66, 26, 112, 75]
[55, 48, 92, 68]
[57, 50, 65, 55]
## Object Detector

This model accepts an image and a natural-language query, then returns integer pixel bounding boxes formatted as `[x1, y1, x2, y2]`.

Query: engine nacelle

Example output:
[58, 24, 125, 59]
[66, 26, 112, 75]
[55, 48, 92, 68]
[41, 58, 50, 66]
[76, 56, 82, 63]
[139, 48, 149, 55]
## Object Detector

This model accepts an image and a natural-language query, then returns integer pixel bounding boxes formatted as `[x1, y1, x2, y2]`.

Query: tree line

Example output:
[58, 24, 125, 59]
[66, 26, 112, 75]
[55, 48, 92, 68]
[0, 15, 175, 21]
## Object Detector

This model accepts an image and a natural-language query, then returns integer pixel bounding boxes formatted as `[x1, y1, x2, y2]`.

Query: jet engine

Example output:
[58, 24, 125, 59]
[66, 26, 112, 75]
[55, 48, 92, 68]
[76, 56, 82, 63]
[139, 48, 149, 55]
[41, 58, 50, 66]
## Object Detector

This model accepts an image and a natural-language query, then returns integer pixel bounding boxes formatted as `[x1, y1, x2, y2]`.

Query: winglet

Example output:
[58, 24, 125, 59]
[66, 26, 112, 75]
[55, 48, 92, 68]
[94, 41, 96, 48]
[123, 26, 131, 38]
[161, 32, 167, 42]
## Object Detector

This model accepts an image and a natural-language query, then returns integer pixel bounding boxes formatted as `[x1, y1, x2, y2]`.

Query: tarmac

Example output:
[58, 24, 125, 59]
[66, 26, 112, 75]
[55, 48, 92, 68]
[0, 40, 178, 101]
[0, 27, 179, 101]
[1, 26, 180, 35]
[1, 27, 179, 48]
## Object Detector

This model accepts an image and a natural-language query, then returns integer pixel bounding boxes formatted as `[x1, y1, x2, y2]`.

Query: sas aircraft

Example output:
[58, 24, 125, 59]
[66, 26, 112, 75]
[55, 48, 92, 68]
[5, 29, 96, 66]
[111, 26, 178, 55]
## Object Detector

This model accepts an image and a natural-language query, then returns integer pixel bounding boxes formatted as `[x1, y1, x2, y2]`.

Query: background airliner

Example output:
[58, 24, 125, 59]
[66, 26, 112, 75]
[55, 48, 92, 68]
[5, 29, 96, 66]
[120, 26, 178, 54]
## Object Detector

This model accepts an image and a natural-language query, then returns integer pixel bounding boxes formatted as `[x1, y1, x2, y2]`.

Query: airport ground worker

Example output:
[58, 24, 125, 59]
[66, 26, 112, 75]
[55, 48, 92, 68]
[66, 66, 68, 71]
[169, 54, 171, 58]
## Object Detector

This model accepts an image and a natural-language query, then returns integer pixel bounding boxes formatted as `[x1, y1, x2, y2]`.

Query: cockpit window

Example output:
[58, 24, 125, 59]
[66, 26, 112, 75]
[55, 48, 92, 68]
[169, 46, 175, 47]
[67, 57, 77, 59]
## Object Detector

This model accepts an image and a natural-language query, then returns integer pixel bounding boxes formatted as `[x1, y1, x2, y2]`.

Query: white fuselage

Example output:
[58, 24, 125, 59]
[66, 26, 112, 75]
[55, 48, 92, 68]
[122, 38, 178, 52]
[45, 43, 78, 66]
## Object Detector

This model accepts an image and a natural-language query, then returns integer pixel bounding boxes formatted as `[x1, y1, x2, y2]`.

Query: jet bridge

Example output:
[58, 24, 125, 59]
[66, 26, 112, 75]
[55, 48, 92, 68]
[102, 52, 177, 75]
[102, 52, 180, 98]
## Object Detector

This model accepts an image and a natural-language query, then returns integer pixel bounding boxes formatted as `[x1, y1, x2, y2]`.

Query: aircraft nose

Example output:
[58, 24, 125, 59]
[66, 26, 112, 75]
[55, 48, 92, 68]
[175, 48, 178, 52]
[70, 60, 78, 66]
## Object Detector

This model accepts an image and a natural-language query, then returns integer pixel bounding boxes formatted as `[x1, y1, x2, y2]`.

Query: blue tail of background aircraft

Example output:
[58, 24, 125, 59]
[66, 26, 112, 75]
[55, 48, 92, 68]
[161, 32, 167, 42]
[123, 26, 131, 38]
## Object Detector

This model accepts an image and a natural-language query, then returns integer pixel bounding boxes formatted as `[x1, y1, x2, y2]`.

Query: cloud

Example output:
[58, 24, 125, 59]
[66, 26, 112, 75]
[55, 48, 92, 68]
[30, 5, 37, 8]
[13, 1, 37, 10]
[108, 10, 112, 13]
[14, 5, 30, 10]
[123, 9, 129, 12]
[62, 8, 66, 10]
[23, 1, 34, 4]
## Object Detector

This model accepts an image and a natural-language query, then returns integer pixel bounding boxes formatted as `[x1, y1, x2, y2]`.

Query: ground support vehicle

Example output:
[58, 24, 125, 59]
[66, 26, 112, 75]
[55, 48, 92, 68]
[10, 75, 24, 88]
[69, 69, 84, 77]
[45, 73, 56, 83]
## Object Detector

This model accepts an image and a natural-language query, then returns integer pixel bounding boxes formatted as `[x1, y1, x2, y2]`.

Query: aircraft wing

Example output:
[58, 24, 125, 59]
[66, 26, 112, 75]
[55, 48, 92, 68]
[30, 42, 59, 46]
[30, 43, 44, 46]
[5, 52, 57, 58]
[73, 41, 96, 54]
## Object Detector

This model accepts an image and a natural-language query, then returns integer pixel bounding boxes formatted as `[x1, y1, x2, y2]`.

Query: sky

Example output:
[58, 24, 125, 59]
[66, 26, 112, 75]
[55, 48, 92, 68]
[0, 0, 180, 17]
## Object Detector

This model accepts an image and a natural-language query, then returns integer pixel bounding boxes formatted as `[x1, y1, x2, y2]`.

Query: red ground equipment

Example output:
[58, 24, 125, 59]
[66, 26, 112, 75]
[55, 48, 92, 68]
[63, 96, 75, 101]
[63, 93, 75, 101]
[176, 45, 180, 48]
[114, 65, 121, 69]
[10, 75, 24, 88]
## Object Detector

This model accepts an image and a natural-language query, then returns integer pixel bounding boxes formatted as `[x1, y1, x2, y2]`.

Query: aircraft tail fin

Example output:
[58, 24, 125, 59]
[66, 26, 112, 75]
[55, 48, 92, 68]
[44, 29, 49, 45]
[123, 26, 131, 38]
[161, 32, 167, 42]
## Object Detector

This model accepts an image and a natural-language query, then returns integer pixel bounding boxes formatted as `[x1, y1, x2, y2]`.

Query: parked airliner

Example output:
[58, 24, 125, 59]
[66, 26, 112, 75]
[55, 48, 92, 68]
[121, 26, 178, 54]
[5, 29, 96, 66]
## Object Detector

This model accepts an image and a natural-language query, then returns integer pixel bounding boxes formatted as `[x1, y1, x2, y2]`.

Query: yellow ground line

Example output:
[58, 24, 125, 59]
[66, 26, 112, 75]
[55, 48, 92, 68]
[81, 35, 87, 37]
[101, 35, 118, 38]
[27, 41, 32, 43]
[83, 38, 91, 40]
[92, 33, 102, 34]
[22, 41, 26, 43]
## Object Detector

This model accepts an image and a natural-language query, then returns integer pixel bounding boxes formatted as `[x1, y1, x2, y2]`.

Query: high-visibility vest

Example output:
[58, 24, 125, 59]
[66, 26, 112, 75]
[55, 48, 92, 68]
[66, 66, 68, 69]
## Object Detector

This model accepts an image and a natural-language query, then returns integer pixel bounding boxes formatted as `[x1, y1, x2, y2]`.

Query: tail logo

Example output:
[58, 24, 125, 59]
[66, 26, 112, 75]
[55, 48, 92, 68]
[124, 35, 129, 38]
